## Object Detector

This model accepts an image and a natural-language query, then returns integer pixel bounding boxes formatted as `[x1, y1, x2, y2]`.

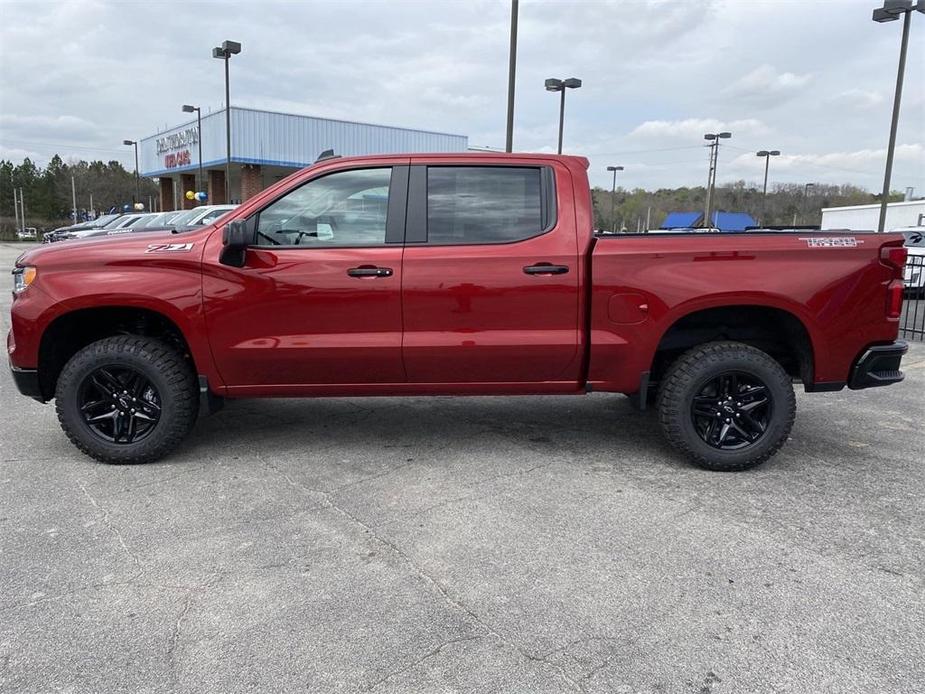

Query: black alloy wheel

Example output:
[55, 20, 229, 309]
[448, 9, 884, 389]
[690, 371, 772, 450]
[656, 341, 795, 471]
[77, 366, 162, 443]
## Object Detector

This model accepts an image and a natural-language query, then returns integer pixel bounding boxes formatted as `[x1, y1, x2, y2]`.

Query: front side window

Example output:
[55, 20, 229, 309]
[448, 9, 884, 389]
[255, 168, 392, 247]
[426, 166, 544, 244]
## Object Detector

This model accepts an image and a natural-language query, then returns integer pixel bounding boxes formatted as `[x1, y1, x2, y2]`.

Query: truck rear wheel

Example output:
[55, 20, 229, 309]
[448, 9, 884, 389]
[55, 336, 198, 464]
[656, 341, 795, 471]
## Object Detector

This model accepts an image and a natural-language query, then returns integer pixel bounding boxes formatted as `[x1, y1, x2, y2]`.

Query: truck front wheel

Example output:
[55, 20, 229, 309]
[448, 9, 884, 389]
[55, 336, 198, 464]
[656, 341, 795, 471]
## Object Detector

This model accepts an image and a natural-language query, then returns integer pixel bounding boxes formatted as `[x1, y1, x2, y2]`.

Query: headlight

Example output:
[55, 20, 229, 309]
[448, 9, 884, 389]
[12, 266, 37, 294]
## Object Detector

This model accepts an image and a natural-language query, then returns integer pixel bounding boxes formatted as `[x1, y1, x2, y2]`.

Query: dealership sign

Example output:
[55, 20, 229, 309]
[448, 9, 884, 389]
[156, 126, 198, 169]
[156, 127, 199, 154]
[164, 150, 192, 168]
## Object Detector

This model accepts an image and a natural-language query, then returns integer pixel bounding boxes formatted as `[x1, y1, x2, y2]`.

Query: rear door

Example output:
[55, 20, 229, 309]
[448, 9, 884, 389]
[400, 160, 581, 384]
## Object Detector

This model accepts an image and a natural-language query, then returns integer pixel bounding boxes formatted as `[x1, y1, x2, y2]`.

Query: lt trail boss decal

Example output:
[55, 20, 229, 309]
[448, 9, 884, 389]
[145, 243, 194, 254]
[798, 237, 864, 248]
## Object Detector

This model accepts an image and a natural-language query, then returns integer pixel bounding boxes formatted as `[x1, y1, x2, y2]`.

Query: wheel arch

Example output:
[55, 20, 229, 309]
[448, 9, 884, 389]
[649, 303, 817, 387]
[37, 305, 200, 401]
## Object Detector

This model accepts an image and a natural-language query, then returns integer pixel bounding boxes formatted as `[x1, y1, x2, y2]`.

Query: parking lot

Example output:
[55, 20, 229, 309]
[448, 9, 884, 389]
[1, 241, 923, 693]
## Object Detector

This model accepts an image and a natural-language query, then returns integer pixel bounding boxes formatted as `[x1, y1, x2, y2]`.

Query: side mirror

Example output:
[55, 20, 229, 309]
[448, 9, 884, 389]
[219, 219, 251, 267]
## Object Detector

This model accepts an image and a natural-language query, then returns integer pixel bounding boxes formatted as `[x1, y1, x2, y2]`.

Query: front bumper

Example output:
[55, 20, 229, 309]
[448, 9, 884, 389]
[848, 340, 908, 390]
[9, 364, 44, 402]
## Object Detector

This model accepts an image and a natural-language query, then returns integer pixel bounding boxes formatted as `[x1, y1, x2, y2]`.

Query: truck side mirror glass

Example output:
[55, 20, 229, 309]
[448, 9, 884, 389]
[220, 219, 252, 267]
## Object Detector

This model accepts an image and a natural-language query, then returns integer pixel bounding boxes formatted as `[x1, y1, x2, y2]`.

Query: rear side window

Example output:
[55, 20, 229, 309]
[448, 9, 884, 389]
[426, 166, 548, 244]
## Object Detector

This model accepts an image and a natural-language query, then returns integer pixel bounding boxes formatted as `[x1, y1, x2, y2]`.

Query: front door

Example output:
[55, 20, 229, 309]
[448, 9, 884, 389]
[203, 165, 408, 390]
[400, 162, 581, 384]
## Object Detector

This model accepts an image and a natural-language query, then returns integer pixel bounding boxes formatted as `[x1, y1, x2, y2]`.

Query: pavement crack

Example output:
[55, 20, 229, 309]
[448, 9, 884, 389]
[165, 572, 224, 685]
[380, 462, 553, 529]
[167, 589, 195, 667]
[361, 635, 481, 691]
[77, 479, 141, 572]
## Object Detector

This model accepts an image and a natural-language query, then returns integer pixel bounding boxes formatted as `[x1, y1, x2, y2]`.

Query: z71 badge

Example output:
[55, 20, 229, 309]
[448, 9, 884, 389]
[145, 243, 195, 254]
[798, 237, 864, 248]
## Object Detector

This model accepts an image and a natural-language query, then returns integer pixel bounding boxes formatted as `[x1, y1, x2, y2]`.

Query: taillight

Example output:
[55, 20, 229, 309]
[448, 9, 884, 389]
[887, 279, 903, 319]
[881, 245, 908, 277]
[881, 245, 907, 318]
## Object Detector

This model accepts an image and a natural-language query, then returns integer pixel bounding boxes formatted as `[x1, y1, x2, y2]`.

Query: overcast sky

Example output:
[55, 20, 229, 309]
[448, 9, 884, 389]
[1, 0, 923, 193]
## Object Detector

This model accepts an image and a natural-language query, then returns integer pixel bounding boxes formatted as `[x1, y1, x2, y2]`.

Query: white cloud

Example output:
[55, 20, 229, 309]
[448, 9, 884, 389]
[830, 88, 885, 110]
[629, 118, 770, 140]
[729, 64, 813, 96]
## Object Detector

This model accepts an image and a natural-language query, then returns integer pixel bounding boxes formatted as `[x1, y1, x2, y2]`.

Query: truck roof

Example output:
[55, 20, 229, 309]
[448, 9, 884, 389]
[314, 151, 591, 169]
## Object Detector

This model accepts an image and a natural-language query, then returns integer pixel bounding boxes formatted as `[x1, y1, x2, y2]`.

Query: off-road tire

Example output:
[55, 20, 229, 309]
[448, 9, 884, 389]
[55, 336, 198, 464]
[656, 341, 795, 471]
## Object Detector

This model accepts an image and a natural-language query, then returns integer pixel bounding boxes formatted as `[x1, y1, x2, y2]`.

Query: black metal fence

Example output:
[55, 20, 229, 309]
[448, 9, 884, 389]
[901, 254, 925, 342]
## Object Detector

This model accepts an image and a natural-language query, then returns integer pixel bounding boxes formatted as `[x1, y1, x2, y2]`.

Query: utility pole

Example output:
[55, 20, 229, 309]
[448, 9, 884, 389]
[645, 206, 651, 233]
[703, 142, 717, 228]
[703, 132, 731, 229]
[505, 0, 518, 152]
[19, 189, 25, 233]
[12, 186, 20, 232]
[71, 176, 77, 224]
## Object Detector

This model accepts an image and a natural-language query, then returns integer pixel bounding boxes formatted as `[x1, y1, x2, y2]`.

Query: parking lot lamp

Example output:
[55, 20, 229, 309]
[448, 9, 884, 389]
[607, 165, 624, 233]
[545, 77, 582, 154]
[872, 0, 923, 231]
[756, 149, 780, 224]
[123, 139, 139, 203]
[182, 104, 204, 195]
[213, 40, 242, 202]
[703, 132, 731, 229]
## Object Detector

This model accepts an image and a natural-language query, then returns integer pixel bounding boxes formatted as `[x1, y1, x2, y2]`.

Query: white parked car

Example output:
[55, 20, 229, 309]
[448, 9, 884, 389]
[16, 227, 38, 240]
[899, 226, 925, 297]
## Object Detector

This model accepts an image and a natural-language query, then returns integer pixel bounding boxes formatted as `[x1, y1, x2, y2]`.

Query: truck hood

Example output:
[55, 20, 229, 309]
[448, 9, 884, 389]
[15, 227, 209, 269]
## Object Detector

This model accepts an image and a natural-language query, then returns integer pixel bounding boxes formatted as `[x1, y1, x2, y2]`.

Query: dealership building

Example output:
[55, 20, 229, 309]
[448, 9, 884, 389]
[138, 107, 468, 211]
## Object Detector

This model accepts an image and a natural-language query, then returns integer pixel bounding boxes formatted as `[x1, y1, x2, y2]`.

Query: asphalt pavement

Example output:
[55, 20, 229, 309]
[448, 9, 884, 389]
[1, 242, 923, 693]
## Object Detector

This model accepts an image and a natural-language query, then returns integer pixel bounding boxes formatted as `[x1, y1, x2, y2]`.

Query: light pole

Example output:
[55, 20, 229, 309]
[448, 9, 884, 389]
[872, 0, 923, 232]
[545, 77, 581, 154]
[756, 149, 780, 225]
[607, 165, 624, 233]
[505, 0, 518, 152]
[182, 104, 204, 195]
[703, 132, 731, 229]
[213, 40, 242, 203]
[122, 139, 139, 204]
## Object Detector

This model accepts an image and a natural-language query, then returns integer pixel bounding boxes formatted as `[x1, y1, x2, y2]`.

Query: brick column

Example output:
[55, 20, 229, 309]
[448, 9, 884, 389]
[158, 177, 174, 213]
[241, 164, 263, 201]
[180, 174, 197, 209]
[208, 170, 227, 205]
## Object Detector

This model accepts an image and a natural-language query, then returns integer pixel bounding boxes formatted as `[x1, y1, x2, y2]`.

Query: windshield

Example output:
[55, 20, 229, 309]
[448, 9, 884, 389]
[197, 206, 237, 225]
[124, 215, 156, 228]
[166, 209, 204, 226]
[141, 213, 171, 228]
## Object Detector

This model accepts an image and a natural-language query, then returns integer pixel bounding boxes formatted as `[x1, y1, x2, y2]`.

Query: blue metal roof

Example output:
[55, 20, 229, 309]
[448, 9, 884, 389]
[712, 212, 757, 231]
[662, 211, 702, 229]
[139, 107, 468, 177]
[661, 211, 758, 232]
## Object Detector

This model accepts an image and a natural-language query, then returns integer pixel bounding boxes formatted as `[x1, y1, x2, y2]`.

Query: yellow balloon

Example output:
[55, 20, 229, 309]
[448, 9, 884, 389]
[185, 190, 195, 200]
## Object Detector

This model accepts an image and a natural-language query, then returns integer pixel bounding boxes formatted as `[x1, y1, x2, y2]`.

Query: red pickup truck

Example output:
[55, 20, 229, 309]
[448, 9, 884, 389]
[8, 153, 908, 471]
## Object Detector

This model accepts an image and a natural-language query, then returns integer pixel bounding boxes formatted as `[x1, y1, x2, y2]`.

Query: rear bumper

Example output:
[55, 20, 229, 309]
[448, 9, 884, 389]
[9, 363, 44, 402]
[848, 340, 908, 390]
